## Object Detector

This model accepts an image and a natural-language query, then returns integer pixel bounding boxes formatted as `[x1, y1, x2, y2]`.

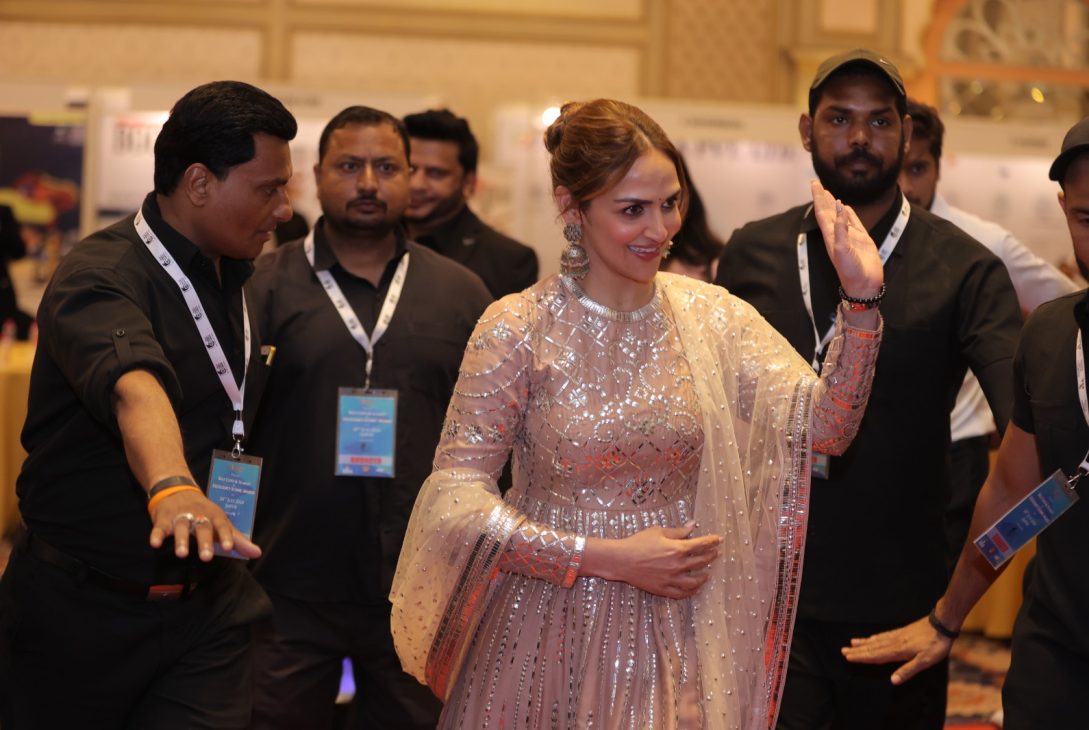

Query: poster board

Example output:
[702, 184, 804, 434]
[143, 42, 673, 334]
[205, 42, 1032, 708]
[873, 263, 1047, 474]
[0, 112, 86, 312]
[91, 86, 436, 231]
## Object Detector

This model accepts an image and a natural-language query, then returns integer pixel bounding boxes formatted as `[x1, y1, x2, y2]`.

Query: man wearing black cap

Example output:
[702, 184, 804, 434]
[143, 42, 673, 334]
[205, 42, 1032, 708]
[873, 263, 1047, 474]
[844, 115, 1089, 730]
[716, 49, 1022, 728]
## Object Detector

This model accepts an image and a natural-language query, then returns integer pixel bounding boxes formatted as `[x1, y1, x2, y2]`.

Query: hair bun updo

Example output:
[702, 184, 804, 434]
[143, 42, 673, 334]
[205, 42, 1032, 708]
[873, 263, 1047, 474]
[543, 101, 584, 155]
[541, 99, 686, 212]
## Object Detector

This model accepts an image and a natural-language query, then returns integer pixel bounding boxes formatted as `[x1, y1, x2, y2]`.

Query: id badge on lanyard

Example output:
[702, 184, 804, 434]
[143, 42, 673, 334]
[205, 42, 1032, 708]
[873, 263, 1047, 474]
[974, 328, 1089, 568]
[207, 450, 263, 558]
[974, 470, 1078, 569]
[305, 230, 407, 478]
[336, 388, 398, 477]
[135, 210, 263, 557]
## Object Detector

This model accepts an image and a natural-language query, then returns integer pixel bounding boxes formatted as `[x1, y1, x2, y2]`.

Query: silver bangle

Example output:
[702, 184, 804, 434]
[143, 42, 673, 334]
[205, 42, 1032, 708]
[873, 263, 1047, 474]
[562, 536, 586, 588]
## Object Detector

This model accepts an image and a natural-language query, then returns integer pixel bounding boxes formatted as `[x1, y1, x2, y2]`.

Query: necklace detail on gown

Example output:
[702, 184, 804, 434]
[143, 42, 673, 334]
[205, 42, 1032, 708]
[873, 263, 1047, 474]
[560, 275, 661, 323]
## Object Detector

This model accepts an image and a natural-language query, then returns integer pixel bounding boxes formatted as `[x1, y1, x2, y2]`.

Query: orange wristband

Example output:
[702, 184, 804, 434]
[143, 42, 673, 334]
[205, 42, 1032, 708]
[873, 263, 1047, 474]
[147, 485, 203, 514]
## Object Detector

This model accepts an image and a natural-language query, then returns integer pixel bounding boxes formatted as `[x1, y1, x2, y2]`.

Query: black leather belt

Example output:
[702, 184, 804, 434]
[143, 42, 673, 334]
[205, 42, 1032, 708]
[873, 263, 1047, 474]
[24, 533, 198, 601]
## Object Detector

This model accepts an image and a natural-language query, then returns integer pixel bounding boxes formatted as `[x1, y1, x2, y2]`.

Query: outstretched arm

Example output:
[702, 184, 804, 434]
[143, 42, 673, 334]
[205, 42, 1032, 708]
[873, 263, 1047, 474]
[841, 423, 1042, 683]
[114, 369, 260, 560]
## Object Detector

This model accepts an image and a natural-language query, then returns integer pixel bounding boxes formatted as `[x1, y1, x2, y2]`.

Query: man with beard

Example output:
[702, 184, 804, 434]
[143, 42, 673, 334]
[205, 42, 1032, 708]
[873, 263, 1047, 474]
[715, 49, 1022, 729]
[246, 106, 492, 729]
[402, 109, 538, 298]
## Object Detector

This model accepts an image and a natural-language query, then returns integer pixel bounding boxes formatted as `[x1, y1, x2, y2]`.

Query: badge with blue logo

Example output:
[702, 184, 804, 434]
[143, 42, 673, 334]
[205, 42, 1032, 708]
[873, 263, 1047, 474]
[974, 469, 1079, 569]
[207, 450, 263, 559]
[335, 387, 397, 478]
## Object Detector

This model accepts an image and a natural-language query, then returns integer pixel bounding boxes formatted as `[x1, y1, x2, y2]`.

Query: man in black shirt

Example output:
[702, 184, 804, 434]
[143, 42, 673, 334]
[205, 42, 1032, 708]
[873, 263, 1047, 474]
[844, 115, 1089, 730]
[0, 81, 296, 729]
[403, 108, 538, 298]
[248, 106, 491, 730]
[715, 49, 1022, 729]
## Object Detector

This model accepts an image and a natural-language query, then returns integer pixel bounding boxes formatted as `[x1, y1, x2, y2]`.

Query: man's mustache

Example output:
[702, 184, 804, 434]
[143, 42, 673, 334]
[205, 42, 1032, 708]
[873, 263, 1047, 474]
[348, 195, 385, 208]
[835, 149, 883, 167]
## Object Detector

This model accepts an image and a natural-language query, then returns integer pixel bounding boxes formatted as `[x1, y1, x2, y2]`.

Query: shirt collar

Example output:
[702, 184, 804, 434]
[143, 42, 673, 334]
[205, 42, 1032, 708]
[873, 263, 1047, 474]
[139, 192, 253, 288]
[801, 188, 905, 245]
[312, 217, 409, 277]
[1074, 288, 1089, 329]
[929, 193, 952, 219]
[415, 205, 474, 250]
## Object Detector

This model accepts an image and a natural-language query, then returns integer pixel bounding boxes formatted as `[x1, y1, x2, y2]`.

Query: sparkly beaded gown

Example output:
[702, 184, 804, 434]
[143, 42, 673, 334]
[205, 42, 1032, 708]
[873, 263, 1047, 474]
[391, 273, 880, 729]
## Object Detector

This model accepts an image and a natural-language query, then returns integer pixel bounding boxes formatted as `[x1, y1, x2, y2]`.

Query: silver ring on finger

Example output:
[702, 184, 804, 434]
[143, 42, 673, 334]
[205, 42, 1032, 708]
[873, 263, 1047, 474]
[191, 514, 211, 527]
[172, 511, 196, 527]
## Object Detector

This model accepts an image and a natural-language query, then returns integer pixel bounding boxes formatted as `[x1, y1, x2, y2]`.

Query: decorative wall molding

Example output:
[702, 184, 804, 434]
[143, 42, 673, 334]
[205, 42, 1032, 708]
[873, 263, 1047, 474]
[918, 0, 1089, 118]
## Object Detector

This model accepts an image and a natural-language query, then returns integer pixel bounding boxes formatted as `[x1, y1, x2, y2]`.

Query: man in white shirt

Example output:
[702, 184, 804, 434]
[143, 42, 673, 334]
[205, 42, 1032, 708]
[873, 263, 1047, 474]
[900, 99, 1077, 570]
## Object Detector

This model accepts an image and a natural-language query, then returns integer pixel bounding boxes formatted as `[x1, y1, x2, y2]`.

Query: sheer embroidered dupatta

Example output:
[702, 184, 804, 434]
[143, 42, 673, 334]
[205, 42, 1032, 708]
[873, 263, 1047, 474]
[666, 280, 815, 728]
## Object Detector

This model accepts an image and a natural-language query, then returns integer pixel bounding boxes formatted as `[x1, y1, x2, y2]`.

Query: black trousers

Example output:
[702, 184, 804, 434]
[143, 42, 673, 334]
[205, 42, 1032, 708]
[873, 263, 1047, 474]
[251, 591, 441, 730]
[776, 618, 948, 730]
[0, 543, 270, 730]
[945, 435, 992, 572]
[1003, 598, 1089, 728]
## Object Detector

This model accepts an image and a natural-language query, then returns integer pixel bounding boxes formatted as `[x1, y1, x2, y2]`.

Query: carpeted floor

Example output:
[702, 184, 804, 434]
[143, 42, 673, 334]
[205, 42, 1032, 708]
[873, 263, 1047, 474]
[946, 632, 1011, 729]
[0, 540, 1019, 728]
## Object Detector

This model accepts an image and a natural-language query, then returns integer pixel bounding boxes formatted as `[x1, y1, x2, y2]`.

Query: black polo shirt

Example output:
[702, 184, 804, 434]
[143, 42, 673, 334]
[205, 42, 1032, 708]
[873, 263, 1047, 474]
[717, 190, 1022, 624]
[415, 205, 538, 298]
[1011, 289, 1089, 651]
[17, 193, 267, 584]
[248, 221, 492, 604]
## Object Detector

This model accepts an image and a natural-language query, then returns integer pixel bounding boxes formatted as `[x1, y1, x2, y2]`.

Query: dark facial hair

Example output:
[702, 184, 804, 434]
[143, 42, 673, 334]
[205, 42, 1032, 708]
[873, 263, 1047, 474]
[811, 130, 906, 206]
[1076, 254, 1089, 283]
[326, 193, 397, 237]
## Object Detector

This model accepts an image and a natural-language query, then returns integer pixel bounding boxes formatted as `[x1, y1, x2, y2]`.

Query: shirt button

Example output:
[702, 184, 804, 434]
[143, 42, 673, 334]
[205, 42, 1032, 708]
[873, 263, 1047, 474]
[114, 328, 126, 337]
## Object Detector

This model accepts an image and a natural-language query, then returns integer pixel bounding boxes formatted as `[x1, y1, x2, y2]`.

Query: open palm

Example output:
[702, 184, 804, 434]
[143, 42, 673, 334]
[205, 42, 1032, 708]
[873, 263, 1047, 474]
[811, 179, 885, 299]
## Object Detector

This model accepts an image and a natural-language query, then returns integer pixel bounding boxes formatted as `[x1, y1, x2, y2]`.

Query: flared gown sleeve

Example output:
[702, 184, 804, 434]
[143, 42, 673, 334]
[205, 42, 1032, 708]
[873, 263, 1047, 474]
[390, 292, 585, 698]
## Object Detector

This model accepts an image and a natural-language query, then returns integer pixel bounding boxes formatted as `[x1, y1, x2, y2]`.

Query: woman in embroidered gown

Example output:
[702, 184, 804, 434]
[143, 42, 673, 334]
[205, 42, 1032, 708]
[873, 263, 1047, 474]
[391, 99, 884, 729]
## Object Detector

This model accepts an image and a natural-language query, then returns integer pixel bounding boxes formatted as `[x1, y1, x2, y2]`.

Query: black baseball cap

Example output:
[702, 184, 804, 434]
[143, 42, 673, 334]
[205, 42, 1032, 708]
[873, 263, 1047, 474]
[811, 48, 906, 99]
[1048, 116, 1089, 182]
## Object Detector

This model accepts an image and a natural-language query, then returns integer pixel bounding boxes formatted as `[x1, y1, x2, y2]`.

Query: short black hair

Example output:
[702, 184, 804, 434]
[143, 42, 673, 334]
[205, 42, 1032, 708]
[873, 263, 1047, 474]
[154, 80, 297, 196]
[317, 106, 410, 165]
[808, 63, 908, 119]
[906, 98, 944, 163]
[402, 109, 479, 174]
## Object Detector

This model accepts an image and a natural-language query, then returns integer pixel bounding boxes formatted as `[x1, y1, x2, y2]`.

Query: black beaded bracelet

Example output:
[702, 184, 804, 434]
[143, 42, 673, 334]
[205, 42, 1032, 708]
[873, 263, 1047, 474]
[928, 608, 960, 640]
[838, 283, 886, 310]
[147, 475, 198, 500]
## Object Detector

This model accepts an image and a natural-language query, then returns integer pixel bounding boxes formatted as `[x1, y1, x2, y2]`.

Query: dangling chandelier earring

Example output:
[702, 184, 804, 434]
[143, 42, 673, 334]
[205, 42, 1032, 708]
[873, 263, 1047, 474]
[560, 222, 590, 280]
[662, 240, 674, 259]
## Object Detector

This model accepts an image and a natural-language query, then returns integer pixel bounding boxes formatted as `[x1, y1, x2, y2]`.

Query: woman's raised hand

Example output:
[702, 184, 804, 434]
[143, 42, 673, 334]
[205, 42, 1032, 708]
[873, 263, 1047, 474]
[811, 179, 884, 300]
